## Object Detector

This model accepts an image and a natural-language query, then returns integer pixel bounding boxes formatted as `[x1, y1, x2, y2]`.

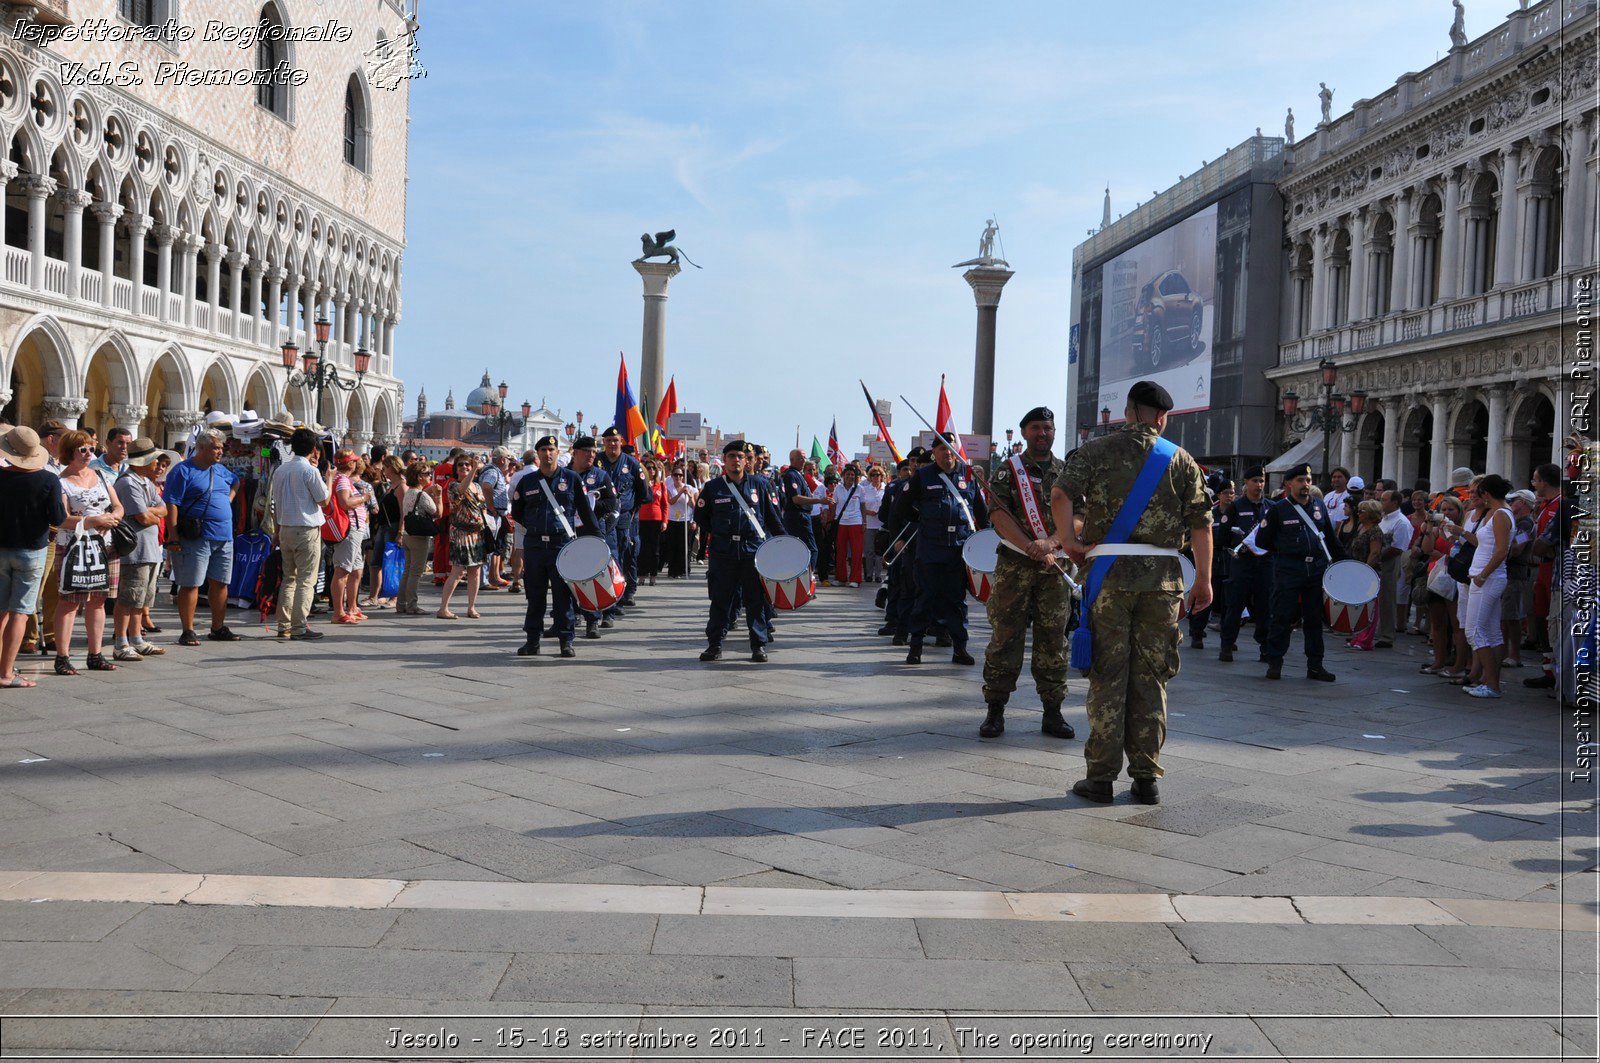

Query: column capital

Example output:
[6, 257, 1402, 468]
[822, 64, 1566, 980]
[124, 211, 153, 236]
[40, 396, 89, 419]
[161, 409, 203, 430]
[89, 202, 123, 225]
[150, 223, 177, 246]
[351, 430, 374, 450]
[108, 402, 149, 427]
[0, 160, 17, 182]
[21, 175, 57, 199]
[632, 258, 681, 297]
[962, 265, 1015, 308]
[56, 188, 92, 211]
[203, 241, 226, 261]
[266, 266, 287, 285]
[244, 258, 264, 278]
[226, 250, 249, 269]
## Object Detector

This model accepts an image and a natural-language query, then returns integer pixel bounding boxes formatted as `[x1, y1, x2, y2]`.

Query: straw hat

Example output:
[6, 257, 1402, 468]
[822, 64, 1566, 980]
[0, 426, 51, 471]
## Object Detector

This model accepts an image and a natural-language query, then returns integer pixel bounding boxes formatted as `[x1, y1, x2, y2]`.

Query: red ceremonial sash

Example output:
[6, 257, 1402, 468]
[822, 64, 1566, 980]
[1009, 454, 1049, 539]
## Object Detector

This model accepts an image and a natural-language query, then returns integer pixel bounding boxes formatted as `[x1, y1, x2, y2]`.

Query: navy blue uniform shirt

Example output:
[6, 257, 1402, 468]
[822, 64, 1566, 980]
[510, 467, 599, 544]
[694, 474, 785, 558]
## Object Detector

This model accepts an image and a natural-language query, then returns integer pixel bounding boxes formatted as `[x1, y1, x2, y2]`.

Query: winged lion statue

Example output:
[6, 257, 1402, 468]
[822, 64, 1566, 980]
[635, 230, 702, 268]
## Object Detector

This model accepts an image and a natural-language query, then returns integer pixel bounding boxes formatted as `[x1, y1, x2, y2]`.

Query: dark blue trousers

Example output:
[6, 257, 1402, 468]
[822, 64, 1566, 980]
[523, 546, 574, 642]
[1221, 554, 1273, 649]
[707, 553, 770, 648]
[1264, 557, 1327, 666]
[910, 557, 969, 650]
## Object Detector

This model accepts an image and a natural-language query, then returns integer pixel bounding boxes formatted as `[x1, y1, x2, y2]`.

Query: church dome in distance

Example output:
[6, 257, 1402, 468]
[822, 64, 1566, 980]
[465, 370, 497, 411]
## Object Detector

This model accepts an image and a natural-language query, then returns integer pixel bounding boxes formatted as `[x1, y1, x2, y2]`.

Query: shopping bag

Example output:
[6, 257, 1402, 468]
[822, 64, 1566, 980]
[59, 527, 110, 595]
[380, 540, 404, 599]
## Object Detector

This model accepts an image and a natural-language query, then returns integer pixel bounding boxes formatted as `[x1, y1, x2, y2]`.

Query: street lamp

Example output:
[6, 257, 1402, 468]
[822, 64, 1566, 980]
[279, 315, 369, 430]
[479, 381, 522, 446]
[1281, 358, 1367, 490]
[564, 421, 576, 442]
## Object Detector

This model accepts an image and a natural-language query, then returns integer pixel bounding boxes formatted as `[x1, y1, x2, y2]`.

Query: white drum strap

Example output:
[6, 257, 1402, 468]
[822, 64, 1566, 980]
[536, 477, 577, 540]
[1289, 502, 1332, 562]
[936, 472, 976, 532]
[1008, 454, 1048, 539]
[724, 478, 767, 541]
[1085, 543, 1182, 559]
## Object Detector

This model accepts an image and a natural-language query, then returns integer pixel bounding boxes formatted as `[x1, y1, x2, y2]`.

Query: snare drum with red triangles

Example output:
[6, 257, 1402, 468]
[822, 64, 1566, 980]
[961, 528, 1000, 603]
[1321, 559, 1380, 633]
[755, 535, 815, 610]
[555, 536, 626, 612]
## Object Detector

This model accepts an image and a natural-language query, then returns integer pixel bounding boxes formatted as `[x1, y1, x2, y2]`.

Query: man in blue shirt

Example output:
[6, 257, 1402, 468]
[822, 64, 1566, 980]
[162, 428, 240, 645]
[478, 447, 513, 590]
[510, 435, 598, 658]
[89, 427, 131, 480]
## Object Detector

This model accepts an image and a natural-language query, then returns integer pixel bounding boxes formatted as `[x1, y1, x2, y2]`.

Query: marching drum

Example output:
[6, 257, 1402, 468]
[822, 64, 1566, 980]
[962, 528, 1001, 603]
[556, 536, 627, 612]
[755, 535, 816, 610]
[1177, 554, 1196, 620]
[1322, 559, 1381, 633]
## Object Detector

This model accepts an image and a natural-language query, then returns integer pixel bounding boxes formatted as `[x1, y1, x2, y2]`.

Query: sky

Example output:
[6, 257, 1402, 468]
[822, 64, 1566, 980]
[399, 0, 1493, 455]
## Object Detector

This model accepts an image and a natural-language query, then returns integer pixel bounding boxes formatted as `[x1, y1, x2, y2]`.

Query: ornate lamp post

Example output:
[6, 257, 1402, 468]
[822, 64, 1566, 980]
[479, 380, 523, 447]
[1281, 358, 1367, 490]
[575, 410, 584, 438]
[563, 421, 576, 443]
[280, 315, 369, 432]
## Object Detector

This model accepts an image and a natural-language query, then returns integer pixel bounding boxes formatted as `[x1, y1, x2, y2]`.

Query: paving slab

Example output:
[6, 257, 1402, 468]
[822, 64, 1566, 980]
[1419, 923, 1599, 972]
[0, 941, 199, 991]
[199, 944, 512, 1000]
[494, 952, 792, 1006]
[1070, 962, 1384, 1014]
[0, 900, 146, 942]
[1171, 922, 1462, 965]
[1342, 963, 1569, 1013]
[379, 908, 656, 954]
[915, 919, 1192, 963]
[0, 990, 331, 1056]
[653, 914, 924, 958]
[1258, 1016, 1572, 1060]
[795, 956, 1086, 1010]
[106, 904, 400, 949]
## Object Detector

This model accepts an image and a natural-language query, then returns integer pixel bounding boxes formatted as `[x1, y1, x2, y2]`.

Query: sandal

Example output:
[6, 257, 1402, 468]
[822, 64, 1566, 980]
[0, 674, 36, 688]
[436, 610, 458, 620]
[86, 653, 116, 672]
[465, 609, 482, 619]
[54, 655, 77, 677]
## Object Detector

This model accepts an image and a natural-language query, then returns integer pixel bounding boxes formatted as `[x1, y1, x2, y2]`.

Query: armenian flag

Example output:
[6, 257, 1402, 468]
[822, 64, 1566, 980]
[613, 353, 650, 447]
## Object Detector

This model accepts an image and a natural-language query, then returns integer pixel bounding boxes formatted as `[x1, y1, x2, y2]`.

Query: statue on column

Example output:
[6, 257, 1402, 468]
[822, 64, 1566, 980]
[634, 229, 701, 268]
[1449, 0, 1467, 48]
[952, 218, 1009, 269]
[1318, 83, 1334, 125]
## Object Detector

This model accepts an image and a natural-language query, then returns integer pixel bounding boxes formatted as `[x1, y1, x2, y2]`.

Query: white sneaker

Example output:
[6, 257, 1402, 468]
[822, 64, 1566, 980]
[112, 646, 144, 663]
[849, 581, 861, 588]
[1466, 685, 1503, 699]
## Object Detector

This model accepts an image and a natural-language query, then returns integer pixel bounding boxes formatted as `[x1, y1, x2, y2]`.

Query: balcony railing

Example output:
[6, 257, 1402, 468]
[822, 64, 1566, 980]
[140, 287, 161, 316]
[1279, 271, 1591, 365]
[110, 278, 133, 312]
[3, 247, 28, 286]
[196, 304, 211, 331]
[43, 260, 67, 296]
[79, 272, 101, 304]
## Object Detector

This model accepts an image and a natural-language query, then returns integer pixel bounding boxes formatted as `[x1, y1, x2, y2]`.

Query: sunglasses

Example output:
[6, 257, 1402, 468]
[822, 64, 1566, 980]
[76, 445, 95, 455]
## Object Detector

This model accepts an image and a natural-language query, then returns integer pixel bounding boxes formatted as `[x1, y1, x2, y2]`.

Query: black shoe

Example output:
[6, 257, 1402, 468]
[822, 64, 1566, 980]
[1041, 707, 1075, 740]
[905, 645, 923, 665]
[750, 646, 768, 663]
[1131, 778, 1160, 805]
[620, 597, 637, 608]
[585, 621, 601, 640]
[517, 641, 540, 657]
[891, 632, 908, 646]
[877, 624, 894, 636]
[934, 633, 952, 648]
[542, 625, 559, 638]
[951, 649, 976, 666]
[207, 626, 242, 642]
[559, 641, 576, 658]
[600, 617, 614, 629]
[1072, 779, 1114, 804]
[978, 706, 1005, 738]
[699, 645, 723, 662]
[1306, 666, 1336, 682]
[1524, 674, 1556, 689]
[289, 629, 325, 641]
[1218, 648, 1234, 662]
[1265, 657, 1282, 680]
[1190, 636, 1204, 649]
[1374, 640, 1393, 649]
[1258, 649, 1268, 662]
[178, 629, 200, 647]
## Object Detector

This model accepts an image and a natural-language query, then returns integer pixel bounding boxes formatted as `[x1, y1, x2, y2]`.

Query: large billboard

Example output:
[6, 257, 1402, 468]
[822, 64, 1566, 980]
[1097, 203, 1217, 417]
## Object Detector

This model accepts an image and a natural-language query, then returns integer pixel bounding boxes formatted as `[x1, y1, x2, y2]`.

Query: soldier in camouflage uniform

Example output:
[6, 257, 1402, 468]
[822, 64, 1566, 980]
[980, 406, 1075, 741]
[1051, 381, 1213, 806]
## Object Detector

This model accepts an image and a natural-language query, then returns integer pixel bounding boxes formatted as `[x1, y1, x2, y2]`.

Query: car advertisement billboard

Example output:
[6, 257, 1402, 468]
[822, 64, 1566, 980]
[1097, 203, 1217, 417]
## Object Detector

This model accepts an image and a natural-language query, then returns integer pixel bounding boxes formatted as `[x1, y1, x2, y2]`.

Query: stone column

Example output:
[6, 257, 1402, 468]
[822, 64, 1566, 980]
[1390, 192, 1412, 312]
[180, 234, 200, 327]
[226, 251, 247, 339]
[1562, 117, 1591, 271]
[151, 224, 174, 322]
[300, 279, 314, 348]
[0, 160, 17, 250]
[632, 260, 681, 421]
[125, 212, 150, 314]
[246, 261, 263, 344]
[108, 402, 148, 434]
[1347, 210, 1367, 322]
[160, 409, 201, 449]
[963, 266, 1014, 438]
[1484, 385, 1509, 475]
[1380, 402, 1401, 483]
[59, 189, 91, 298]
[266, 268, 285, 350]
[1428, 392, 1451, 492]
[1309, 229, 1329, 331]
[23, 176, 56, 291]
[89, 202, 121, 307]
[39, 396, 89, 430]
[1438, 169, 1461, 300]
[1495, 143, 1522, 287]
[204, 243, 223, 331]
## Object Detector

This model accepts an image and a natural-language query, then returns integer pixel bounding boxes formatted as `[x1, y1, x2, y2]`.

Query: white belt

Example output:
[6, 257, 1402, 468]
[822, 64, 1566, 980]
[1085, 544, 1182, 559]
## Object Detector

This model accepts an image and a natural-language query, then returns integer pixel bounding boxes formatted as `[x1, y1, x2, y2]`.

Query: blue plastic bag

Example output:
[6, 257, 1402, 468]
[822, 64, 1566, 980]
[380, 539, 404, 598]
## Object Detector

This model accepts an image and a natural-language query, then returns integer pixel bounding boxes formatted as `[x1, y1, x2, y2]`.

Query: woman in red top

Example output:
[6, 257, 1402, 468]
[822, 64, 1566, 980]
[636, 459, 670, 586]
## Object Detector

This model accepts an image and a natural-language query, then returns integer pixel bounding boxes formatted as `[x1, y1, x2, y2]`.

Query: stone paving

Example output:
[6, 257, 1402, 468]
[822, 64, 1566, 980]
[0, 575, 1592, 1059]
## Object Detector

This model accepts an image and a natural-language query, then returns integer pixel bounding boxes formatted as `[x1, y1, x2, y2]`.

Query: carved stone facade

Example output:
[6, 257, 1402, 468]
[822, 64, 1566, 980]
[1271, 0, 1596, 487]
[0, 1, 413, 447]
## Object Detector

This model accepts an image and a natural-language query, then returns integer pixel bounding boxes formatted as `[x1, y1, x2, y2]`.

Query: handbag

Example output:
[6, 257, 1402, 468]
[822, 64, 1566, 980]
[110, 518, 140, 557]
[175, 465, 216, 541]
[1426, 557, 1458, 600]
[1445, 539, 1475, 583]
[380, 539, 404, 598]
[403, 490, 440, 536]
[321, 473, 352, 544]
[58, 526, 110, 595]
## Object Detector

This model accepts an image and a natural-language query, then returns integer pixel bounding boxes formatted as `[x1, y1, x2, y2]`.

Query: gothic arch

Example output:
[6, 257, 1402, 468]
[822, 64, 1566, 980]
[4, 314, 76, 395]
[198, 354, 241, 414]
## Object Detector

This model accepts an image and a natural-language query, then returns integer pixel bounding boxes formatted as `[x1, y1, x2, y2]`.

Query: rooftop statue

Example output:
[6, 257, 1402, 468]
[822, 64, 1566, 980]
[952, 218, 1010, 269]
[635, 229, 702, 268]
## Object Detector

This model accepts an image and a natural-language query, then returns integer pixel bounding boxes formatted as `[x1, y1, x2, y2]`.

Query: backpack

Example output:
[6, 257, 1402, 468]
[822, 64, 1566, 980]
[321, 477, 352, 543]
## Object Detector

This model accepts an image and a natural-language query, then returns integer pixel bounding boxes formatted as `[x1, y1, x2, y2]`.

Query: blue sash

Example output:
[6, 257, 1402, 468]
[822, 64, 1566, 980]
[1070, 436, 1178, 671]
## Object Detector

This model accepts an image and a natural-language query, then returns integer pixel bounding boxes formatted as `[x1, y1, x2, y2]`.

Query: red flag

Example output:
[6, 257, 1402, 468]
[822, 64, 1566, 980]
[935, 375, 968, 462]
[653, 377, 680, 458]
[826, 417, 846, 469]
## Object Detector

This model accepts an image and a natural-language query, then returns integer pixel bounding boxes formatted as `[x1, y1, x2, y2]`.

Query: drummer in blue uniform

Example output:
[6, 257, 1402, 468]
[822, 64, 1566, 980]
[566, 435, 619, 640]
[1218, 464, 1274, 663]
[695, 440, 786, 663]
[1254, 461, 1345, 681]
[509, 435, 599, 659]
[894, 434, 987, 665]
[598, 427, 647, 611]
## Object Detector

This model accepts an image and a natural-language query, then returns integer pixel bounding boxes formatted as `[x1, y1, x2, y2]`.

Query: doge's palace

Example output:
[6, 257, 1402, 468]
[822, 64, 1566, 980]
[0, 0, 411, 448]
[1273, 0, 1596, 488]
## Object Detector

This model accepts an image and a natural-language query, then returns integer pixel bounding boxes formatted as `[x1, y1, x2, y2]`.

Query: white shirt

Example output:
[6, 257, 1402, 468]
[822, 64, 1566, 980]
[1324, 489, 1351, 524]
[859, 482, 886, 529]
[665, 475, 696, 521]
[1379, 508, 1413, 552]
[832, 481, 866, 526]
[269, 455, 330, 528]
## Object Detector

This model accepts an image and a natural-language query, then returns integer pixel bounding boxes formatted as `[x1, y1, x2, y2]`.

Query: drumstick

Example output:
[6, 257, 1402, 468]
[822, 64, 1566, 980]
[997, 536, 1081, 593]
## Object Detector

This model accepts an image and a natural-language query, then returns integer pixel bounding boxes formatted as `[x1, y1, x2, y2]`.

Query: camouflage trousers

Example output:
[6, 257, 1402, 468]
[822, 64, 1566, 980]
[1083, 587, 1181, 782]
[982, 553, 1069, 708]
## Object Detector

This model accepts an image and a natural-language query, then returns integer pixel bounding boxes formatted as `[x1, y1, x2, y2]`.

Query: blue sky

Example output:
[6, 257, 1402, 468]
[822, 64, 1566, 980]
[399, 0, 1489, 453]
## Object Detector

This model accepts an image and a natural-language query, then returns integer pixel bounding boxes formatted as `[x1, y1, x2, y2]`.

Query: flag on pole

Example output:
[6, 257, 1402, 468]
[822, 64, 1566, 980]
[653, 377, 680, 458]
[613, 353, 650, 447]
[809, 436, 831, 471]
[859, 380, 902, 463]
[827, 418, 847, 469]
[935, 374, 969, 462]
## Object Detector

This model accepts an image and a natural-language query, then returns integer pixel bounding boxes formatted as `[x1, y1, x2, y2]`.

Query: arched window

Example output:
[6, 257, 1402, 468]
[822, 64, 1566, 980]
[343, 75, 370, 172]
[256, 4, 290, 120]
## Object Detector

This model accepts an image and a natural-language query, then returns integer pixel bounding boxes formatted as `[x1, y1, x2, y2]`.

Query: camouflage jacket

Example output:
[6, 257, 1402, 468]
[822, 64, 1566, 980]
[1057, 423, 1211, 592]
[987, 450, 1064, 561]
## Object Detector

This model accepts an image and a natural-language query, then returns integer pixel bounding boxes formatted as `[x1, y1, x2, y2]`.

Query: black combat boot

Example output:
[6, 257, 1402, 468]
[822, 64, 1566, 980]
[1218, 644, 1236, 663]
[951, 646, 976, 666]
[978, 705, 1005, 738]
[585, 619, 601, 640]
[1072, 779, 1113, 803]
[1265, 657, 1283, 680]
[905, 642, 923, 665]
[559, 641, 576, 658]
[891, 632, 908, 646]
[934, 632, 952, 648]
[1190, 636, 1204, 649]
[1130, 778, 1160, 804]
[877, 624, 894, 636]
[517, 640, 539, 657]
[1306, 664, 1336, 682]
[1041, 706, 1075, 739]
[750, 644, 769, 663]
[699, 644, 723, 662]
